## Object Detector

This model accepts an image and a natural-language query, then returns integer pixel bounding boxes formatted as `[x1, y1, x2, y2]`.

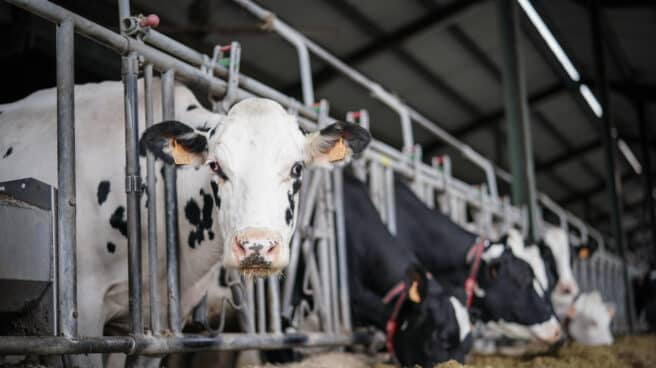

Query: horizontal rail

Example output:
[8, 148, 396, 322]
[0, 332, 373, 356]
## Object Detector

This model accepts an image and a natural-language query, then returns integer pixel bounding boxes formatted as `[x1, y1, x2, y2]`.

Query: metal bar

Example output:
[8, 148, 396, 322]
[256, 278, 266, 333]
[590, 0, 634, 332]
[636, 102, 656, 260]
[497, 0, 539, 242]
[144, 64, 160, 335]
[56, 17, 77, 338]
[332, 169, 352, 331]
[267, 276, 282, 333]
[316, 172, 334, 332]
[161, 69, 182, 334]
[0, 332, 373, 356]
[122, 50, 144, 335]
[324, 173, 340, 332]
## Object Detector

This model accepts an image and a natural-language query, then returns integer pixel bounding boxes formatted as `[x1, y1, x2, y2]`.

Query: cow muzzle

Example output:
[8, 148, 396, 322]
[232, 227, 283, 277]
[530, 317, 563, 344]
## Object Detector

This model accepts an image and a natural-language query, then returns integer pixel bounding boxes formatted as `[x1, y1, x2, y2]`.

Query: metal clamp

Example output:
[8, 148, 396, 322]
[121, 14, 160, 38]
[125, 175, 143, 193]
[205, 42, 242, 113]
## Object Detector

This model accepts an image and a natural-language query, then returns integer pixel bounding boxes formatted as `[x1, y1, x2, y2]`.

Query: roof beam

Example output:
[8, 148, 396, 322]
[536, 138, 602, 173]
[560, 170, 635, 206]
[284, 0, 486, 94]
[571, 0, 656, 8]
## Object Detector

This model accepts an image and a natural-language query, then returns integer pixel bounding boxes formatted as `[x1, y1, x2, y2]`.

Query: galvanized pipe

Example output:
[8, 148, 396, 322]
[0, 332, 372, 356]
[332, 169, 352, 331]
[161, 69, 182, 334]
[267, 276, 282, 333]
[122, 51, 144, 335]
[256, 278, 266, 333]
[144, 63, 160, 335]
[56, 17, 77, 338]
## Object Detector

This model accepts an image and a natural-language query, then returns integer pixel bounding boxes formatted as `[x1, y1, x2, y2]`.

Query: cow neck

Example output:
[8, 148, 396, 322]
[561, 291, 583, 338]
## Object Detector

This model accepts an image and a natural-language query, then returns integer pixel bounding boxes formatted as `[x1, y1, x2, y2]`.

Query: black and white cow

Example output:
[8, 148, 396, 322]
[0, 80, 370, 365]
[343, 172, 472, 367]
[392, 179, 562, 344]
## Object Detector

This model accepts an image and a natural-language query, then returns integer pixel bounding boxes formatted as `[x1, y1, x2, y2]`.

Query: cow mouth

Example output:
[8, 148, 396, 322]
[239, 253, 274, 278]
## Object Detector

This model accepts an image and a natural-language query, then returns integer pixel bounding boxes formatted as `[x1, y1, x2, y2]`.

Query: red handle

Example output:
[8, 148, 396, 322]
[139, 14, 160, 28]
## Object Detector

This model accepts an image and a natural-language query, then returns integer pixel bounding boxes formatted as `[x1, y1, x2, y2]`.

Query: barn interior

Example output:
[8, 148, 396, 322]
[0, 0, 655, 367]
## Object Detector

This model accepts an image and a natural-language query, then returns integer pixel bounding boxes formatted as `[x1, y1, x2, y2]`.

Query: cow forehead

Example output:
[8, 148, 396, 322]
[211, 99, 305, 166]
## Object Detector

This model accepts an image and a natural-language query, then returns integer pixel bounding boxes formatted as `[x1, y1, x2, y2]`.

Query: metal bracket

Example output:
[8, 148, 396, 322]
[125, 176, 143, 193]
[205, 42, 242, 113]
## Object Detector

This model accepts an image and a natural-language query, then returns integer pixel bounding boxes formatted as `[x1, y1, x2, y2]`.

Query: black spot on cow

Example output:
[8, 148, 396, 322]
[298, 126, 307, 135]
[107, 242, 116, 253]
[160, 165, 166, 179]
[184, 191, 214, 249]
[292, 178, 302, 195]
[109, 206, 128, 238]
[209, 127, 216, 139]
[2, 147, 12, 159]
[186, 104, 198, 111]
[285, 208, 293, 226]
[97, 181, 111, 205]
[210, 181, 221, 209]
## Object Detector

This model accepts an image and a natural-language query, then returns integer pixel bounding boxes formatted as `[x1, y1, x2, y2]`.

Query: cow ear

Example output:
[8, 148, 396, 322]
[140, 120, 209, 167]
[405, 264, 429, 304]
[305, 121, 371, 168]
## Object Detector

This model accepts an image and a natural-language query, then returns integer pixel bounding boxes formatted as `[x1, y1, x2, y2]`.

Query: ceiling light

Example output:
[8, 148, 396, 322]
[618, 139, 642, 175]
[579, 84, 603, 118]
[517, 0, 581, 82]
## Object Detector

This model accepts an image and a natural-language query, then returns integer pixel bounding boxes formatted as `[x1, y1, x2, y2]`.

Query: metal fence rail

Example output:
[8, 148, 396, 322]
[0, 0, 644, 361]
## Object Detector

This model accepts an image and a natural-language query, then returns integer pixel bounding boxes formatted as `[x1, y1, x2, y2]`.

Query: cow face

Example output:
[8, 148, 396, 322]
[567, 291, 614, 345]
[543, 226, 579, 296]
[141, 98, 371, 276]
[475, 243, 562, 344]
[393, 268, 472, 366]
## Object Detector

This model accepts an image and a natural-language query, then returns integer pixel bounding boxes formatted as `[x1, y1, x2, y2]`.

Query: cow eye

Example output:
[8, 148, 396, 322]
[290, 162, 303, 178]
[208, 161, 228, 181]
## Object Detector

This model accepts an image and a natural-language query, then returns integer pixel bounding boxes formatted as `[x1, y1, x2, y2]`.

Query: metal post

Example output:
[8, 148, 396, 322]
[497, 0, 539, 242]
[121, 53, 144, 335]
[267, 276, 282, 333]
[332, 169, 352, 331]
[161, 69, 182, 334]
[636, 102, 656, 259]
[256, 278, 266, 333]
[590, 0, 634, 332]
[144, 64, 160, 335]
[56, 18, 77, 338]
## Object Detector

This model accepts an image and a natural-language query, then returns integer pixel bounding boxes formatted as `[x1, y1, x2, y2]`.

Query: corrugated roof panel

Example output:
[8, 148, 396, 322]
[536, 93, 591, 146]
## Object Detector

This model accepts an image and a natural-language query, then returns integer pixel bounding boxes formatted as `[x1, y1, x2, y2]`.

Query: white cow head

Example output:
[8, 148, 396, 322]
[566, 291, 614, 345]
[141, 98, 371, 276]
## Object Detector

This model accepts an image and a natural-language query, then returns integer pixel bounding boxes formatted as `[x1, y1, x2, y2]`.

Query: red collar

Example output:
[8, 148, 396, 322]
[464, 238, 487, 309]
[382, 281, 407, 357]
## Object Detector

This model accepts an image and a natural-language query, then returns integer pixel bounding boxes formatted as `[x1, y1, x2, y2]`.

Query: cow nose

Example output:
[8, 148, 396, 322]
[232, 227, 282, 274]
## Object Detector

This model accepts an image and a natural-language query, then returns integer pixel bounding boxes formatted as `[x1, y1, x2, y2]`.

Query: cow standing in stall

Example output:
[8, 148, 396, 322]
[343, 172, 472, 367]
[0, 80, 370, 366]
[392, 178, 563, 345]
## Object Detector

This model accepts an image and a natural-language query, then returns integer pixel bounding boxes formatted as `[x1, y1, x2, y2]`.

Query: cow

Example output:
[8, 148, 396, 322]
[0, 79, 370, 366]
[392, 178, 562, 345]
[343, 172, 472, 367]
[538, 226, 615, 345]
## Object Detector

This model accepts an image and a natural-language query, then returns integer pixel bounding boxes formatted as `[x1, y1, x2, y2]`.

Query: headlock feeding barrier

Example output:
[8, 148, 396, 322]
[0, 0, 647, 363]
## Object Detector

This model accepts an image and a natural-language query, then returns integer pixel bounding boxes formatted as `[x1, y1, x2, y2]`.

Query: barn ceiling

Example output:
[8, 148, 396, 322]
[1, 0, 654, 261]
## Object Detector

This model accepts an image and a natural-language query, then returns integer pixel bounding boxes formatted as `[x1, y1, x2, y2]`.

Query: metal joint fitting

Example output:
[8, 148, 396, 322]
[125, 176, 143, 193]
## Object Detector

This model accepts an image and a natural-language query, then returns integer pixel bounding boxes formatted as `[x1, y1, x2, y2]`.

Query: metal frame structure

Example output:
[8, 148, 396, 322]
[0, 0, 645, 362]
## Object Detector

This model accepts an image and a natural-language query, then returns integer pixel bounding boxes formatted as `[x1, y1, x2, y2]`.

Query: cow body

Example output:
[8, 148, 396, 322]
[0, 80, 225, 340]
[343, 172, 472, 366]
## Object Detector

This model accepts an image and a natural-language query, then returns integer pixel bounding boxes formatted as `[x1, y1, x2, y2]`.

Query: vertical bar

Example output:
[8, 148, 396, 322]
[161, 69, 182, 334]
[497, 0, 539, 243]
[332, 170, 352, 331]
[316, 172, 334, 332]
[122, 52, 143, 335]
[590, 0, 634, 332]
[267, 276, 282, 333]
[636, 102, 656, 258]
[144, 64, 160, 335]
[324, 175, 340, 332]
[56, 18, 77, 338]
[384, 166, 397, 235]
[245, 278, 255, 333]
[256, 278, 266, 333]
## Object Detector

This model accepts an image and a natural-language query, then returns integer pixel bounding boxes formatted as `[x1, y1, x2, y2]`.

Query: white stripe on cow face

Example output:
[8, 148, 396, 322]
[449, 297, 472, 342]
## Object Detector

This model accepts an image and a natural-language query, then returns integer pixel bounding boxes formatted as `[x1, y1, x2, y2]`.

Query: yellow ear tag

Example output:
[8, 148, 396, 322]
[170, 139, 193, 165]
[409, 280, 421, 303]
[578, 247, 590, 260]
[327, 137, 347, 162]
